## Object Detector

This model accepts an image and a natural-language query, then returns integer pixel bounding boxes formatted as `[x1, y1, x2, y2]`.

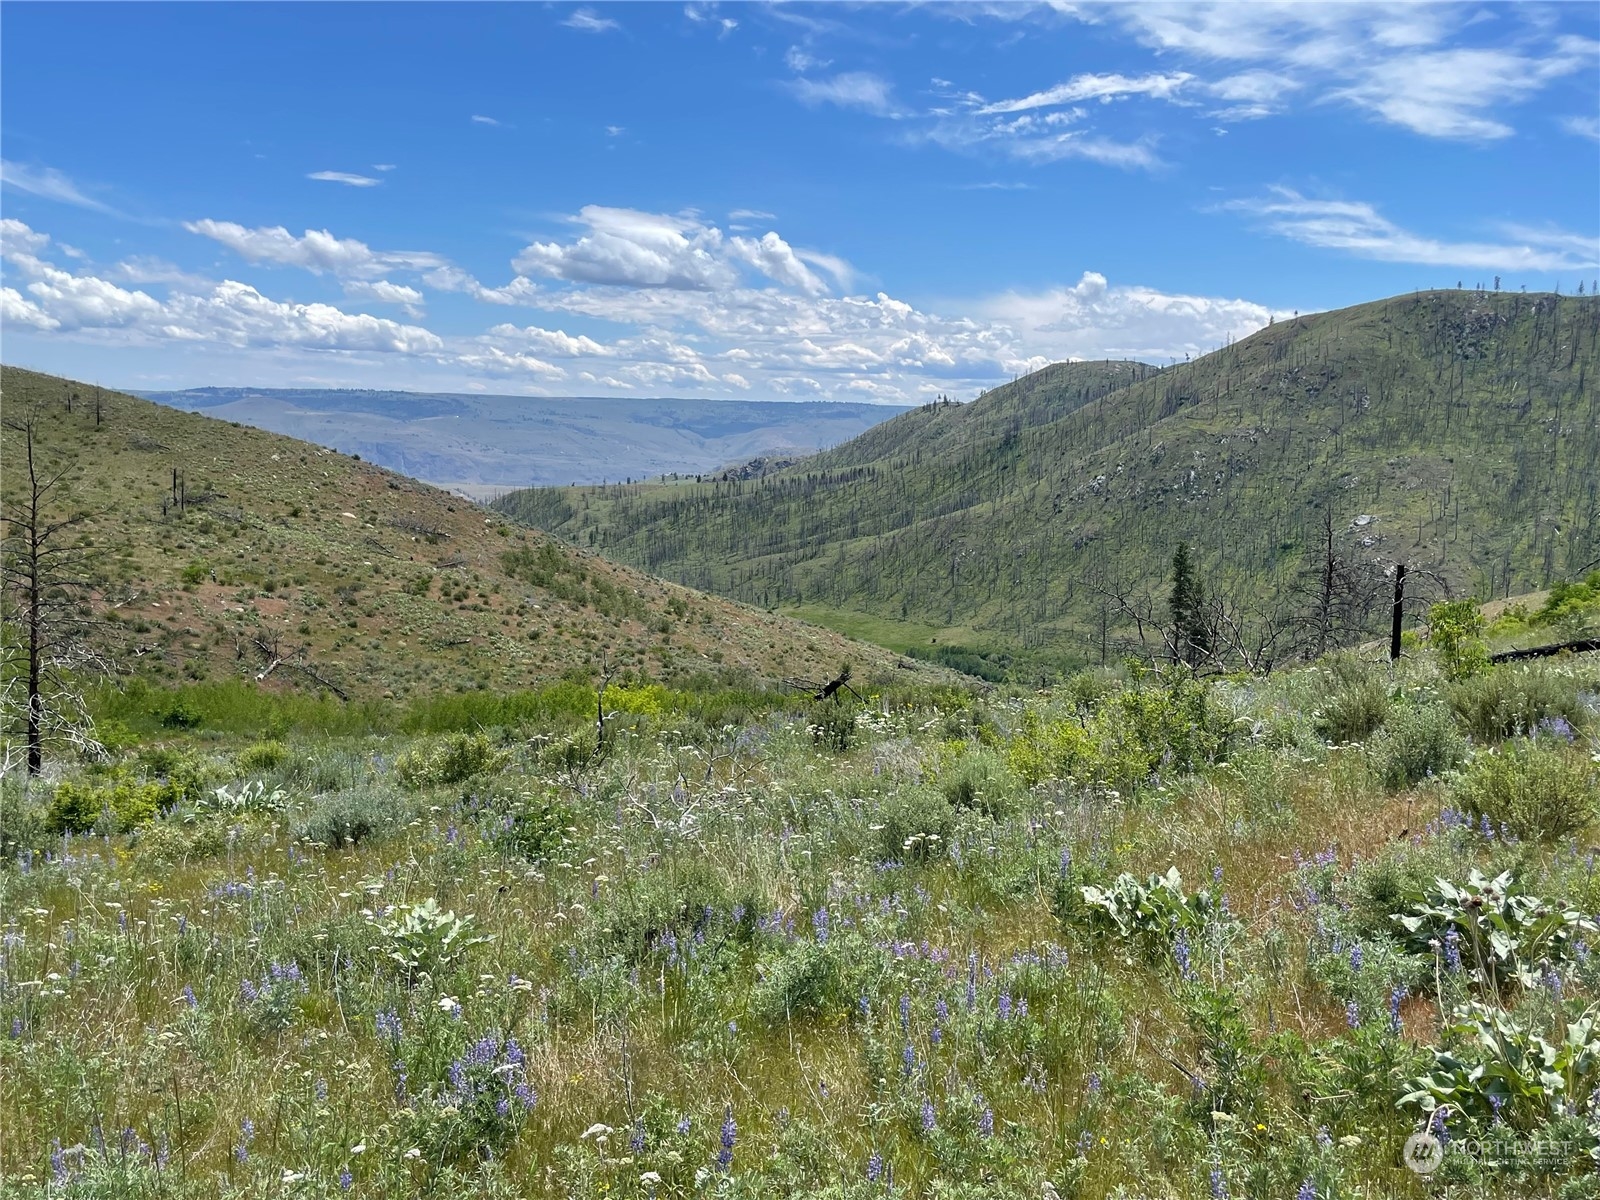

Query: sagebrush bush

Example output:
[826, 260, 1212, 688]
[594, 859, 755, 963]
[1447, 663, 1587, 743]
[1368, 702, 1467, 790]
[292, 785, 412, 848]
[877, 786, 954, 862]
[937, 745, 1020, 817]
[1452, 740, 1596, 842]
[1314, 653, 1391, 744]
[749, 940, 843, 1024]
[396, 732, 509, 790]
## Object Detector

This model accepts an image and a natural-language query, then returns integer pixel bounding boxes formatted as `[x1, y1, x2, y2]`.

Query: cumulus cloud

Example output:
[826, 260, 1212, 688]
[1228, 188, 1600, 272]
[728, 232, 830, 295]
[307, 170, 383, 187]
[344, 279, 427, 317]
[1, 286, 61, 331]
[514, 207, 739, 291]
[5, 223, 445, 356]
[1562, 114, 1600, 142]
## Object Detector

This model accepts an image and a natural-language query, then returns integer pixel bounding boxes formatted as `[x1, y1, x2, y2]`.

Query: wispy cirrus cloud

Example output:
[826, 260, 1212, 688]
[307, 170, 382, 187]
[1227, 187, 1600, 272]
[789, 71, 900, 117]
[562, 7, 619, 34]
[0, 160, 119, 213]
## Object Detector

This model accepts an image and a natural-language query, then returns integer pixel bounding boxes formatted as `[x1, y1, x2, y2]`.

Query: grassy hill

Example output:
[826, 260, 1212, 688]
[0, 366, 934, 707]
[496, 291, 1600, 676]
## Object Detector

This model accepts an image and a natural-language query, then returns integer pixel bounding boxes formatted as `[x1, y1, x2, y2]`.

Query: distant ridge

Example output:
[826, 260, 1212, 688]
[132, 386, 910, 495]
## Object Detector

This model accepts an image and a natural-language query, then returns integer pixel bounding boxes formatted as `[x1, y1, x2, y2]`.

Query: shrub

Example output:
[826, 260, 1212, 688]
[1452, 740, 1596, 842]
[236, 740, 290, 772]
[594, 860, 753, 964]
[749, 941, 843, 1025]
[160, 699, 202, 730]
[293, 785, 411, 848]
[481, 788, 573, 862]
[1447, 664, 1587, 743]
[1429, 599, 1489, 681]
[1368, 702, 1467, 790]
[936, 745, 1019, 818]
[47, 777, 171, 834]
[396, 732, 508, 790]
[1313, 653, 1390, 744]
[1078, 867, 1226, 951]
[876, 786, 954, 863]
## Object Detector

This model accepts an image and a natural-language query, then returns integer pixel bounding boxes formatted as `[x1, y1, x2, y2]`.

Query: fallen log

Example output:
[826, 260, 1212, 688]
[1490, 638, 1600, 663]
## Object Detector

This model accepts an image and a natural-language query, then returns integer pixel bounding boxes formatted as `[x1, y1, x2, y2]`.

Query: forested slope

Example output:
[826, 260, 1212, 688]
[496, 291, 1600, 674]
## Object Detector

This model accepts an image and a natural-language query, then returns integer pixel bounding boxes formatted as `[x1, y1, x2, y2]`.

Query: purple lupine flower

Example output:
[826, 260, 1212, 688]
[978, 1107, 994, 1137]
[1389, 988, 1406, 1033]
[930, 1024, 942, 1046]
[1174, 932, 1194, 982]
[340, 1168, 353, 1192]
[1017, 996, 1029, 1019]
[920, 1098, 936, 1132]
[676, 1115, 692, 1135]
[630, 1122, 646, 1153]
[1316, 1125, 1332, 1148]
[813, 907, 830, 944]
[1209, 1168, 1228, 1199]
[717, 1106, 736, 1171]
[899, 994, 911, 1030]
[866, 1151, 883, 1181]
[1059, 847, 1072, 878]
[1345, 1001, 1360, 1029]
[935, 997, 949, 1023]
[1296, 1179, 1316, 1200]
[181, 985, 198, 1009]
[1443, 928, 1462, 972]
[514, 1082, 536, 1110]
[902, 1043, 916, 1077]
[1086, 1072, 1102, 1097]
[998, 992, 1012, 1020]
[51, 1140, 66, 1183]
[1348, 943, 1363, 972]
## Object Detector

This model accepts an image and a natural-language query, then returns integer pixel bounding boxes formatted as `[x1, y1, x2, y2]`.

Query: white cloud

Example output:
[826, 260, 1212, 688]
[563, 7, 619, 33]
[471, 114, 502, 126]
[9, 213, 1283, 403]
[1328, 39, 1596, 140]
[978, 71, 1194, 114]
[785, 46, 831, 73]
[1106, 3, 1596, 140]
[728, 232, 830, 295]
[307, 170, 382, 187]
[790, 72, 899, 117]
[185, 220, 446, 278]
[0, 160, 117, 213]
[0, 216, 53, 259]
[1228, 188, 1600, 271]
[979, 270, 1279, 364]
[1, 286, 61, 331]
[514, 206, 739, 291]
[373, 163, 398, 171]
[1562, 114, 1600, 141]
[606, 125, 626, 137]
[344, 279, 427, 317]
[483, 322, 609, 357]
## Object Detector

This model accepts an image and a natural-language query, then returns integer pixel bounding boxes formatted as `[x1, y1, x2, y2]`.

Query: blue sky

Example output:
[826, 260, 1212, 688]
[3, 2, 1597, 404]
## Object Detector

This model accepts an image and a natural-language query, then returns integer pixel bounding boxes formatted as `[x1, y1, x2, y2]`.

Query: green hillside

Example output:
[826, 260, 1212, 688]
[0, 366, 934, 705]
[497, 291, 1600, 676]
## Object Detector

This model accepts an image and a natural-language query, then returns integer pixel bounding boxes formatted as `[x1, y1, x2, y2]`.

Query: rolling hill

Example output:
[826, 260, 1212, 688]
[0, 366, 936, 702]
[132, 387, 909, 497]
[495, 290, 1600, 675]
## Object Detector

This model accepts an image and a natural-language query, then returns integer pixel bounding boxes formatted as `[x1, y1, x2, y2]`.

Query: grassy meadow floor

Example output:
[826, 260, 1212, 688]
[3, 648, 1600, 1198]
